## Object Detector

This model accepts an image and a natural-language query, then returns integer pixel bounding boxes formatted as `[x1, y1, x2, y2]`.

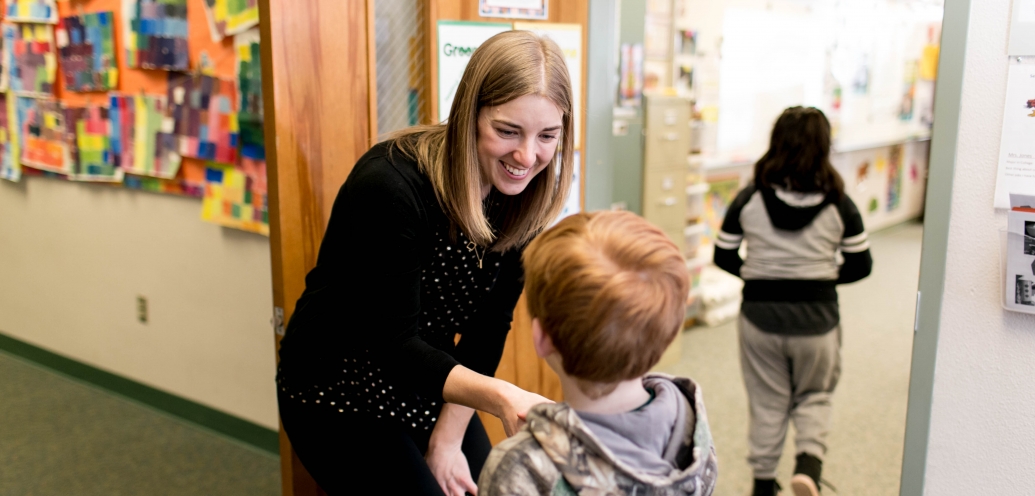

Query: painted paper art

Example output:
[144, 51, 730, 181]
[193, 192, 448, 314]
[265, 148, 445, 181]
[2, 22, 57, 96]
[20, 98, 75, 174]
[201, 160, 268, 235]
[110, 93, 182, 179]
[0, 93, 21, 182]
[235, 28, 263, 159]
[123, 160, 205, 197]
[203, 0, 259, 42]
[72, 106, 121, 182]
[5, 0, 58, 24]
[166, 73, 239, 165]
[57, 12, 118, 92]
[124, 0, 189, 71]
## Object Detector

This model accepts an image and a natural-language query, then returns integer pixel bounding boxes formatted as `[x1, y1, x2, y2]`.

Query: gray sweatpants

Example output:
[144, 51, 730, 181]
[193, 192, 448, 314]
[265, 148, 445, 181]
[738, 315, 841, 479]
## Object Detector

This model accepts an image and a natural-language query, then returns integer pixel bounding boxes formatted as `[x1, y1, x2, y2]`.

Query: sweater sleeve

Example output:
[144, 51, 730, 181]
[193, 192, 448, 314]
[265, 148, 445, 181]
[836, 195, 873, 284]
[452, 248, 526, 377]
[325, 159, 461, 399]
[713, 185, 754, 278]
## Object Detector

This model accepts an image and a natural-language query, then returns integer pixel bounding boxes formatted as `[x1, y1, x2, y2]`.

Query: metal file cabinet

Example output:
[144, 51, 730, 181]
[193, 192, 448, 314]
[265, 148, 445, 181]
[642, 94, 692, 253]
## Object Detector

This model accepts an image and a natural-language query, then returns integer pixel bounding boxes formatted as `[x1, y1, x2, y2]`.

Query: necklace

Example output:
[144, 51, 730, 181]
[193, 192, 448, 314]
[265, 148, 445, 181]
[466, 241, 485, 269]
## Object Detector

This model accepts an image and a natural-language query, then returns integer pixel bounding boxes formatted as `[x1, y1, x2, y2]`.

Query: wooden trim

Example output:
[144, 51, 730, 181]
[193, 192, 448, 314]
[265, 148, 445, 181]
[366, 0, 379, 141]
[426, 0, 439, 124]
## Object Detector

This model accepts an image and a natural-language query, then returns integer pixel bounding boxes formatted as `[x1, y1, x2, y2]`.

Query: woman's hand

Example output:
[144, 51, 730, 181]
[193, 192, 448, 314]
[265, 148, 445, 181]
[426, 439, 478, 496]
[498, 384, 552, 436]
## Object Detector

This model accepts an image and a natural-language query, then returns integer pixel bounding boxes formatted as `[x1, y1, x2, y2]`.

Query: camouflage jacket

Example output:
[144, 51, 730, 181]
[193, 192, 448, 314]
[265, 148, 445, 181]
[478, 374, 718, 496]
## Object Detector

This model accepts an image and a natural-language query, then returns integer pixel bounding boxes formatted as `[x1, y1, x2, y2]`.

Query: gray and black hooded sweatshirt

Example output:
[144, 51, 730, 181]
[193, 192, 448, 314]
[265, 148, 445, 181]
[478, 374, 718, 496]
[713, 184, 872, 335]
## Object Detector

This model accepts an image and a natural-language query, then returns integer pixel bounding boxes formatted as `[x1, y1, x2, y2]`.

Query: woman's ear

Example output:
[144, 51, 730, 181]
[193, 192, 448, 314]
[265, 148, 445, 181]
[531, 318, 556, 359]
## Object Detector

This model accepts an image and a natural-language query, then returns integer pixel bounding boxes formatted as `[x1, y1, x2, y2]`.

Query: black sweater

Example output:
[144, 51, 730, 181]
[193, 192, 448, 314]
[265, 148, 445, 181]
[276, 141, 525, 425]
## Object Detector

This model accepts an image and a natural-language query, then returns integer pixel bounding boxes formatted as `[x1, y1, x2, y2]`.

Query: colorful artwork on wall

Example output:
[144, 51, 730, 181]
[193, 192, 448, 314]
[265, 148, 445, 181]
[71, 106, 121, 182]
[19, 98, 75, 174]
[200, 160, 268, 235]
[57, 12, 118, 92]
[887, 145, 903, 212]
[166, 73, 239, 165]
[2, 22, 58, 96]
[202, 0, 259, 42]
[124, 0, 189, 71]
[235, 28, 262, 159]
[5, 0, 58, 24]
[0, 93, 21, 182]
[109, 93, 182, 179]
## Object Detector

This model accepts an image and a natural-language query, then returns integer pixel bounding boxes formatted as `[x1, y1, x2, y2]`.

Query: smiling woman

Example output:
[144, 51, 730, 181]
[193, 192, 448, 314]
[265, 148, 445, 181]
[274, 30, 575, 496]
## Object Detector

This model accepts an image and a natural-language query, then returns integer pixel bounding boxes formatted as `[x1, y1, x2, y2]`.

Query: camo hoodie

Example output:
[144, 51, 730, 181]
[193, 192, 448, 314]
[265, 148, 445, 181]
[478, 374, 718, 496]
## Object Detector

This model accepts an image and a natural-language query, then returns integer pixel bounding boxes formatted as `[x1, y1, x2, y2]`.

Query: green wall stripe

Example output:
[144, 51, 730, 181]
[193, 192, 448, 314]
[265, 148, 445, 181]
[0, 332, 279, 456]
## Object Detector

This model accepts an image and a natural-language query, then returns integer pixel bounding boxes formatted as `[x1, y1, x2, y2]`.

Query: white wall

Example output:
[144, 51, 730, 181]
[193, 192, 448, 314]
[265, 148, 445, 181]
[924, 0, 1035, 492]
[0, 177, 278, 430]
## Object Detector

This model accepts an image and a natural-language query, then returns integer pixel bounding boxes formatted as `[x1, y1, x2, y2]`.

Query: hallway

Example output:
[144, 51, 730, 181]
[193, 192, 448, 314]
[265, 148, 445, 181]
[660, 221, 923, 495]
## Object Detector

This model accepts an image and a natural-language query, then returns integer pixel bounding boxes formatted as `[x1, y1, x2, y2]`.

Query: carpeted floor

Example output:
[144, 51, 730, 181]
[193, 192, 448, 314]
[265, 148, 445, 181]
[0, 352, 280, 495]
[659, 221, 922, 496]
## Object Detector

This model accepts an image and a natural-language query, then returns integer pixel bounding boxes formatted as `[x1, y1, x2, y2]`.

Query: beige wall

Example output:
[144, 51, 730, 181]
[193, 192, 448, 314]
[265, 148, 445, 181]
[0, 177, 278, 430]
[924, 0, 1035, 492]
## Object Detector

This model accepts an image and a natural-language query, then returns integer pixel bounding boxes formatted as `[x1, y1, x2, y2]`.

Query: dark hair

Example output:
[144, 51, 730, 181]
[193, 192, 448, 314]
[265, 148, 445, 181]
[754, 106, 844, 196]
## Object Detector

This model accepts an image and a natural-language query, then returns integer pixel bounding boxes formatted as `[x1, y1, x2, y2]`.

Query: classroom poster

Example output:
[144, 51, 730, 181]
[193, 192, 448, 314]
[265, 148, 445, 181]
[478, 0, 547, 20]
[235, 28, 263, 159]
[20, 98, 75, 174]
[71, 106, 121, 182]
[5, 0, 58, 24]
[57, 12, 118, 92]
[0, 93, 20, 181]
[436, 21, 511, 122]
[202, 0, 259, 41]
[993, 62, 1035, 209]
[123, 0, 189, 71]
[513, 22, 582, 147]
[2, 22, 57, 96]
[200, 160, 268, 235]
[166, 73, 239, 165]
[109, 93, 182, 179]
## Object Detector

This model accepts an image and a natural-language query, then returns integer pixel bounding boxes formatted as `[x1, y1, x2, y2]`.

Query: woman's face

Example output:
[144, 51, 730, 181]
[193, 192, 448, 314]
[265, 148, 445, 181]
[476, 94, 563, 198]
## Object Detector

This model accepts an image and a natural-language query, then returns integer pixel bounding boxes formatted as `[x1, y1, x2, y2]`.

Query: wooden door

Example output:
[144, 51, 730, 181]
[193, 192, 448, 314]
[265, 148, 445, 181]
[258, 1, 375, 494]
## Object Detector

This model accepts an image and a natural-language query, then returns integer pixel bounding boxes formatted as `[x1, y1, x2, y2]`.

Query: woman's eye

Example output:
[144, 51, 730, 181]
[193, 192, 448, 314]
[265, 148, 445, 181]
[496, 128, 518, 137]
[539, 134, 557, 141]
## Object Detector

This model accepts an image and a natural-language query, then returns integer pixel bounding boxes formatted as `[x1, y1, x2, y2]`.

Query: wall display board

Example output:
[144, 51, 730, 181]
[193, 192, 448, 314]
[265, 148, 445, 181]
[5, 0, 57, 23]
[123, 0, 189, 71]
[2, 22, 57, 95]
[513, 22, 581, 147]
[201, 0, 258, 42]
[436, 20, 511, 123]
[56, 11, 118, 92]
[993, 61, 1035, 209]
[0, 0, 268, 235]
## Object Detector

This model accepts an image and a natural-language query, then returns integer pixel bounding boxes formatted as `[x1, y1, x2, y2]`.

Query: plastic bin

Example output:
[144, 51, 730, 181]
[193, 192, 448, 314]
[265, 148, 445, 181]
[683, 222, 707, 259]
[686, 182, 709, 222]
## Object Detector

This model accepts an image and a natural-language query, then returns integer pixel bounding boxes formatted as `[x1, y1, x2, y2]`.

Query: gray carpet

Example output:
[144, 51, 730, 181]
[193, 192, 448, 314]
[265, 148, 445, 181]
[659, 221, 922, 495]
[0, 352, 280, 495]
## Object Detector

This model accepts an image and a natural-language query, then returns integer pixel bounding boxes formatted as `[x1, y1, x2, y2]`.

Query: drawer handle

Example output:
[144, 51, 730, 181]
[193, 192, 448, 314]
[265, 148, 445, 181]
[664, 132, 679, 141]
[661, 197, 678, 206]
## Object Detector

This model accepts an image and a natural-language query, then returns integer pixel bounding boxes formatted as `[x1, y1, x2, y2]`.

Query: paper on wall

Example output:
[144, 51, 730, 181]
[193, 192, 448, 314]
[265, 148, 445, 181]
[1003, 193, 1035, 313]
[993, 62, 1035, 209]
[1009, 0, 1035, 55]
[437, 21, 512, 123]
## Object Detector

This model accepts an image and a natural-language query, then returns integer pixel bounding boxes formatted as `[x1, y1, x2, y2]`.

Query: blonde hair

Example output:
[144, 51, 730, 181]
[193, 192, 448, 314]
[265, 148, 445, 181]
[523, 211, 690, 399]
[388, 30, 574, 252]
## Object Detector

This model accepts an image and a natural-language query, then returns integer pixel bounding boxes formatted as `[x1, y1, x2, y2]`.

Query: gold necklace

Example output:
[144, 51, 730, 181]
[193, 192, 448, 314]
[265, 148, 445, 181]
[466, 241, 485, 269]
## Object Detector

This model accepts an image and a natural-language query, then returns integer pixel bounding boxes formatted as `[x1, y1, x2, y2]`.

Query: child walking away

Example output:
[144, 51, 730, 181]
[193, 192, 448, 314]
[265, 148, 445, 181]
[478, 211, 718, 496]
[714, 107, 872, 496]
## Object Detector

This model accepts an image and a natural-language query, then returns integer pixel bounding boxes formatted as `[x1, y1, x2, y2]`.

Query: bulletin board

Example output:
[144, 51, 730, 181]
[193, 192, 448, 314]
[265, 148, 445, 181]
[0, 0, 268, 235]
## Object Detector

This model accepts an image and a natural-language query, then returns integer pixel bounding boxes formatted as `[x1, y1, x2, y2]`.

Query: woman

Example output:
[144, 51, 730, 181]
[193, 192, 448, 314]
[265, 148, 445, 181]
[276, 31, 575, 495]
[713, 107, 872, 496]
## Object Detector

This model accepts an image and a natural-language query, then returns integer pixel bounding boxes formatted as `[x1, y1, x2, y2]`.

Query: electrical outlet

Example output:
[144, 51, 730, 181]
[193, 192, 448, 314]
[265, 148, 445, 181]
[137, 296, 148, 324]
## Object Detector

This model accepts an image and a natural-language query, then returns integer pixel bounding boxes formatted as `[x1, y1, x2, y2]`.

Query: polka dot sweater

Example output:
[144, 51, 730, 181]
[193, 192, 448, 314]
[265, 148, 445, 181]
[276, 141, 526, 434]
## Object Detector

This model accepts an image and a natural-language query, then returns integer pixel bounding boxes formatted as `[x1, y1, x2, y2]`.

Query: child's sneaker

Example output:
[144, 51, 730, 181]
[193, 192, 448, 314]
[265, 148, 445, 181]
[791, 453, 822, 496]
[752, 478, 781, 496]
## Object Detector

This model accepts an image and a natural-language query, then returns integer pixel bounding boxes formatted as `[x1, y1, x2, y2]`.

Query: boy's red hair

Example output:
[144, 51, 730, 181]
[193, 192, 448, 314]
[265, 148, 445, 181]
[523, 211, 689, 398]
